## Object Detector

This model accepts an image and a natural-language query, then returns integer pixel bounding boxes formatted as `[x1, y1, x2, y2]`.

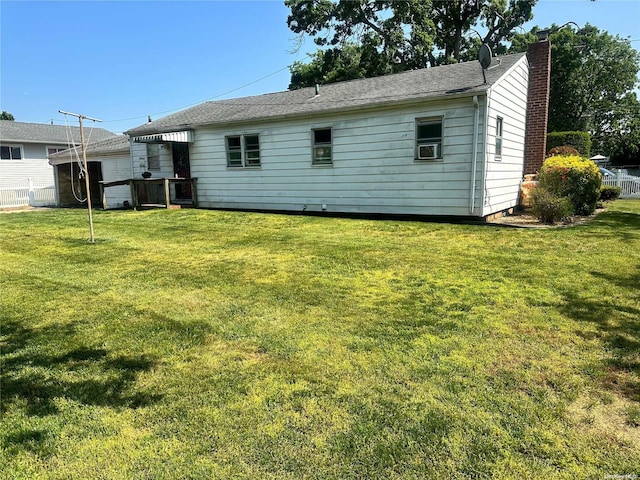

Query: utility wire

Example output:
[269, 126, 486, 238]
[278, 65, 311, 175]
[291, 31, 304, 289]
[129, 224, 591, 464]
[99, 65, 291, 125]
[54, 42, 640, 128]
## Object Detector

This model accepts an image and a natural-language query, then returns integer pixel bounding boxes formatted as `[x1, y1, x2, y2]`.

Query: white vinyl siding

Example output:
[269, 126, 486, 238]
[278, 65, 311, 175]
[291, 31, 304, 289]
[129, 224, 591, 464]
[131, 141, 173, 179]
[99, 153, 135, 208]
[54, 152, 133, 208]
[483, 58, 529, 216]
[188, 97, 487, 217]
[0, 142, 65, 188]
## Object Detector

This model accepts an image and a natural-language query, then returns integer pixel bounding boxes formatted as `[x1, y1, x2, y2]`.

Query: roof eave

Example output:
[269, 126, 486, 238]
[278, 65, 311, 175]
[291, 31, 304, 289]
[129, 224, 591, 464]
[0, 138, 81, 145]
[126, 88, 489, 136]
[49, 148, 130, 164]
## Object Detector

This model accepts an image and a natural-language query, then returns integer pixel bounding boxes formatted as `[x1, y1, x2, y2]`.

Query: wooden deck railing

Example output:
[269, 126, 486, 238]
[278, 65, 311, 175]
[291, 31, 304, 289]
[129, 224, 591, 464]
[99, 178, 198, 210]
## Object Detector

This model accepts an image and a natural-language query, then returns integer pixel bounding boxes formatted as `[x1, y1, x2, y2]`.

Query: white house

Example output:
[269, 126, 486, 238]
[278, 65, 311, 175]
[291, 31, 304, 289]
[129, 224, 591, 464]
[49, 135, 132, 208]
[123, 39, 550, 219]
[0, 121, 115, 189]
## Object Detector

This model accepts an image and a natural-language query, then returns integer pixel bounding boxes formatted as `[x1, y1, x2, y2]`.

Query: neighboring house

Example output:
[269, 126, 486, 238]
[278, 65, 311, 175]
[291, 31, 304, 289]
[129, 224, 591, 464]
[49, 135, 132, 208]
[0, 120, 115, 189]
[125, 39, 551, 219]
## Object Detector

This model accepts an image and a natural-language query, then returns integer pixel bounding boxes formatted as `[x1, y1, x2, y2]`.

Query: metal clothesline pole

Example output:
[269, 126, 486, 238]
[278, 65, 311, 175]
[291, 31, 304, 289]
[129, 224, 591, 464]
[59, 110, 102, 243]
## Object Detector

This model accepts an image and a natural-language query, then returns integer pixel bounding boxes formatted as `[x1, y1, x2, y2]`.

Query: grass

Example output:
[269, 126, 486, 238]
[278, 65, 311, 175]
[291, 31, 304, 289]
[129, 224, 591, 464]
[1, 201, 639, 479]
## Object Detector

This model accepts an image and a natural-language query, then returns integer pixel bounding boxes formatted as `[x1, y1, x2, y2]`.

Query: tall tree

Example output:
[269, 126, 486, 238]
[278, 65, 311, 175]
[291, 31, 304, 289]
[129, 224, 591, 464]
[286, 0, 434, 89]
[286, 0, 536, 88]
[289, 45, 369, 90]
[431, 0, 535, 63]
[0, 111, 15, 120]
[510, 24, 640, 163]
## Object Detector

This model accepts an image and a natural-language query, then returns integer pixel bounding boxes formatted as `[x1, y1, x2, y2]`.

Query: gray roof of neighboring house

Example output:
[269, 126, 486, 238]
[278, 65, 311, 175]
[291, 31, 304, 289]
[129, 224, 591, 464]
[0, 120, 116, 145]
[126, 53, 527, 136]
[48, 135, 130, 164]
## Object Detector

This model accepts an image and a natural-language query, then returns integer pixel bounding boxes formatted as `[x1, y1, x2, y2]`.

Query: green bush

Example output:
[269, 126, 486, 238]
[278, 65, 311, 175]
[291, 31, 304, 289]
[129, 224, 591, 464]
[547, 146, 580, 157]
[547, 132, 591, 158]
[599, 185, 621, 202]
[531, 188, 573, 224]
[538, 155, 602, 215]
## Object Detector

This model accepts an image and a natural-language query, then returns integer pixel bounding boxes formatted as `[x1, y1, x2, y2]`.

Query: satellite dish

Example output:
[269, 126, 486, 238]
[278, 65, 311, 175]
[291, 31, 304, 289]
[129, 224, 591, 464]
[478, 44, 492, 70]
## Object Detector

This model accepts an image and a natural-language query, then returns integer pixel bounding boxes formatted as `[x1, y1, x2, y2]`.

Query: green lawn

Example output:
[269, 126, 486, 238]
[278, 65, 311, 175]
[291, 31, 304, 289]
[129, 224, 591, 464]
[1, 201, 639, 479]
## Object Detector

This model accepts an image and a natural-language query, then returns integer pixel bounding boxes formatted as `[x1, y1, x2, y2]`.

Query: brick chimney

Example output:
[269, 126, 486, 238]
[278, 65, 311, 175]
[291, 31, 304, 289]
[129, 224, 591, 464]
[523, 32, 551, 174]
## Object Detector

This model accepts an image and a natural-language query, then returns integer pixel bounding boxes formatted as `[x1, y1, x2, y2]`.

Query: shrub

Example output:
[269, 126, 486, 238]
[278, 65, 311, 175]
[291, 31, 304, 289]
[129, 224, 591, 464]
[538, 155, 602, 215]
[547, 146, 580, 157]
[599, 185, 621, 202]
[531, 188, 573, 224]
[547, 132, 591, 158]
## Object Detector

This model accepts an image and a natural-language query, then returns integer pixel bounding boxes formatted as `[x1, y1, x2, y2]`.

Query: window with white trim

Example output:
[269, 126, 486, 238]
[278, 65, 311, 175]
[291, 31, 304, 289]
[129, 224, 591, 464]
[226, 134, 260, 167]
[147, 143, 160, 170]
[1, 144, 23, 161]
[47, 146, 66, 156]
[312, 128, 332, 165]
[495, 116, 503, 159]
[416, 118, 442, 161]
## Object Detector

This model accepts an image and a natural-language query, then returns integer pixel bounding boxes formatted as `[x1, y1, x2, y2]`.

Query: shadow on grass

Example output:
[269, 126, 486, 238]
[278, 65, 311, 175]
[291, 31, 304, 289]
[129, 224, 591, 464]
[0, 319, 161, 417]
[0, 428, 55, 457]
[587, 211, 640, 242]
[557, 268, 640, 402]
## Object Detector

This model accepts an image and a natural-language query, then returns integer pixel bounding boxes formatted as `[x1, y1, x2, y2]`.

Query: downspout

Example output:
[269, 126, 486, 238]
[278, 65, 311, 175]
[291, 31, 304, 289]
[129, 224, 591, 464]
[470, 95, 480, 214]
[482, 90, 492, 214]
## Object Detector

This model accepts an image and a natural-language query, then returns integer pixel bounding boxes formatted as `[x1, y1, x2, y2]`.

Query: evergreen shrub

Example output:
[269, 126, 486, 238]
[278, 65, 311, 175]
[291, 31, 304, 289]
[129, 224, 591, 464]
[538, 155, 602, 215]
[599, 185, 621, 202]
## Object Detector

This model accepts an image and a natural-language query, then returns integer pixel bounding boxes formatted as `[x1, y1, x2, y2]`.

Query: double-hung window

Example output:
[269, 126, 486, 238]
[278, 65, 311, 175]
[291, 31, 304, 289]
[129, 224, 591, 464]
[415, 118, 442, 161]
[244, 135, 260, 166]
[147, 143, 160, 170]
[1, 144, 23, 161]
[226, 134, 260, 167]
[312, 128, 332, 165]
[495, 116, 503, 159]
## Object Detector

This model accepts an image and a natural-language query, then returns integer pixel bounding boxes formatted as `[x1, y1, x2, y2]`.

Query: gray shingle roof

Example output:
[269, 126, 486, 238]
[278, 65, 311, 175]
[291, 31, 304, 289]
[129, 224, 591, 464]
[126, 53, 527, 136]
[48, 135, 130, 163]
[0, 121, 116, 144]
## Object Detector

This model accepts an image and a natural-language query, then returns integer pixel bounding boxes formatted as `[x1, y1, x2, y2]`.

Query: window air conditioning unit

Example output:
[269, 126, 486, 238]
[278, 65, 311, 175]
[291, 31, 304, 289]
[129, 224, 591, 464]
[418, 144, 438, 160]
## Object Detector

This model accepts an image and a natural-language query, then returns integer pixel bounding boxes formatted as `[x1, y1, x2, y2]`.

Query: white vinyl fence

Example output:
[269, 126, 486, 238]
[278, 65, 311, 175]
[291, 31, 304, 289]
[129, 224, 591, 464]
[602, 174, 640, 199]
[0, 179, 56, 208]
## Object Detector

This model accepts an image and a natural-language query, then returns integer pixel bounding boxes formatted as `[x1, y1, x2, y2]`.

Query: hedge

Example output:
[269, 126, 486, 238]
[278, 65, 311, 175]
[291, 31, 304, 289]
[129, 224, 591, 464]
[547, 132, 591, 158]
[599, 185, 621, 202]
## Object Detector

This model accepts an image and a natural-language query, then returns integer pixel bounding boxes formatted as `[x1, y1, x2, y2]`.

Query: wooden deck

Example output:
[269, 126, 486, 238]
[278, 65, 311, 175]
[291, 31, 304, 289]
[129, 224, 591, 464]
[99, 178, 197, 210]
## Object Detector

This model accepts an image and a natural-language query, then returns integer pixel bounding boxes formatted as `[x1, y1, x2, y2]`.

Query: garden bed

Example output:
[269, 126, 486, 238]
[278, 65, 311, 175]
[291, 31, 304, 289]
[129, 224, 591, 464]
[489, 206, 606, 228]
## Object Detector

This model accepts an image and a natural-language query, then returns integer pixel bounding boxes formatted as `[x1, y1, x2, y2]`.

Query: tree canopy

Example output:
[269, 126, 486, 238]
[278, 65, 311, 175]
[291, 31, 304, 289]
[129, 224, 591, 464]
[0, 111, 15, 121]
[286, 2, 640, 164]
[286, 0, 537, 89]
[510, 25, 640, 164]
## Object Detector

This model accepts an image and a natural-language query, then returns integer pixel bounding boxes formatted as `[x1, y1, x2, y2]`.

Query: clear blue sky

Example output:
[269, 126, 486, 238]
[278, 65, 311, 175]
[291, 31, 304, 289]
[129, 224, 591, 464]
[1, 0, 638, 135]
